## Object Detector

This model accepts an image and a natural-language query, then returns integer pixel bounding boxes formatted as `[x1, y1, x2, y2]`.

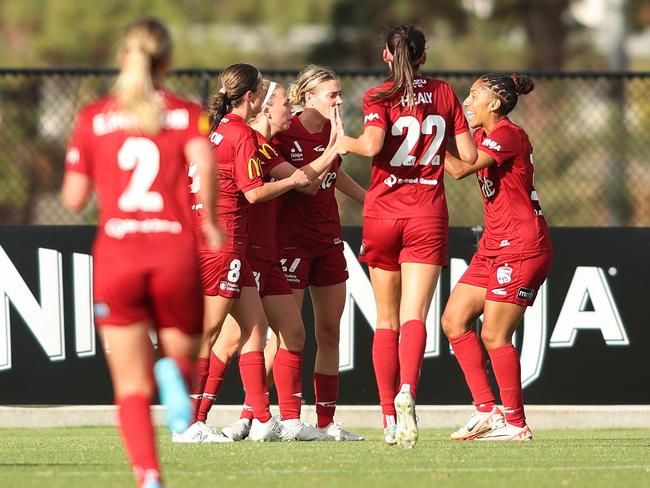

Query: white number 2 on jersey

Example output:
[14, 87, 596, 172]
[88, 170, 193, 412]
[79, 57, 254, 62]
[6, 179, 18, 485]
[117, 137, 163, 212]
[389, 115, 446, 167]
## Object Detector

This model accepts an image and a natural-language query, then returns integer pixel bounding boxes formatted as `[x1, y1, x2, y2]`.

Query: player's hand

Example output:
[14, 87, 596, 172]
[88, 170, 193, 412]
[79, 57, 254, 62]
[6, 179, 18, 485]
[203, 222, 224, 251]
[328, 107, 338, 145]
[290, 168, 310, 188]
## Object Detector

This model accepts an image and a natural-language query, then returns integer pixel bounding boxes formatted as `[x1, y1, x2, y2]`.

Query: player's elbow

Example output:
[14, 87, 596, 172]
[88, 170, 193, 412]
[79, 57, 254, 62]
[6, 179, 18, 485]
[61, 192, 87, 212]
[244, 188, 262, 204]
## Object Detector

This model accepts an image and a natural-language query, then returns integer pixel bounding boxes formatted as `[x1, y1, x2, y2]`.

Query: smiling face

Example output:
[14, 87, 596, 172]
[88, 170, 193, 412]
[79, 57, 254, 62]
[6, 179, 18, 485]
[463, 79, 502, 129]
[266, 85, 292, 132]
[305, 79, 342, 119]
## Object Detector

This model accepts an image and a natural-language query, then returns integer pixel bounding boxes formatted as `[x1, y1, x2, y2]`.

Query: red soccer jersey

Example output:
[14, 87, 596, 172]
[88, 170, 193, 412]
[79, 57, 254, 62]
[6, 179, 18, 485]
[65, 91, 208, 257]
[273, 115, 343, 257]
[362, 77, 468, 219]
[195, 113, 264, 252]
[247, 131, 286, 260]
[473, 118, 551, 255]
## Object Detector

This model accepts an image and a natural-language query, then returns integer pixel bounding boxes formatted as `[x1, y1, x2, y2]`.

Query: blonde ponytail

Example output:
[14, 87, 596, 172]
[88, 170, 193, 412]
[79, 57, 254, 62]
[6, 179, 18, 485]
[112, 18, 172, 135]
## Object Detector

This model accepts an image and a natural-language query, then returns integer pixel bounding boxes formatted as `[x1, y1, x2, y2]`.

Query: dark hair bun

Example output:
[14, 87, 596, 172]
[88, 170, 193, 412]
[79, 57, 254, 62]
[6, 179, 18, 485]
[511, 74, 534, 95]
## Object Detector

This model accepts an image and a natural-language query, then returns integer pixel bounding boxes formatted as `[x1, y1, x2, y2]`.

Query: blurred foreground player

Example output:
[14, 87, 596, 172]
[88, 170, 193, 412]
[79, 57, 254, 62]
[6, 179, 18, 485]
[61, 18, 219, 488]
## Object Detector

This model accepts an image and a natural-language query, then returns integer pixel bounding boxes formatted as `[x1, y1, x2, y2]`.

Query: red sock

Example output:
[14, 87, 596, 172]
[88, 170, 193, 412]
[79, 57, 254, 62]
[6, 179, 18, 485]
[372, 329, 399, 427]
[171, 356, 194, 389]
[314, 373, 338, 428]
[449, 330, 496, 412]
[488, 344, 526, 427]
[197, 352, 229, 422]
[239, 351, 271, 423]
[398, 320, 426, 399]
[239, 399, 254, 420]
[273, 348, 303, 420]
[116, 394, 160, 487]
[190, 357, 209, 423]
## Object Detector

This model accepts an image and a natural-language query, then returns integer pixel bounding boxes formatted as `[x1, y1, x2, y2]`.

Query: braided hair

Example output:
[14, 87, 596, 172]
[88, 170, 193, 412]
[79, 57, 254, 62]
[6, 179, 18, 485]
[480, 73, 534, 115]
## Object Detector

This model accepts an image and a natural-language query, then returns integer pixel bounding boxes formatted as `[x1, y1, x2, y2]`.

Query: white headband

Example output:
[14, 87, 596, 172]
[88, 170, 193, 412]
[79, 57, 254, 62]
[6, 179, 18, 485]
[262, 81, 277, 107]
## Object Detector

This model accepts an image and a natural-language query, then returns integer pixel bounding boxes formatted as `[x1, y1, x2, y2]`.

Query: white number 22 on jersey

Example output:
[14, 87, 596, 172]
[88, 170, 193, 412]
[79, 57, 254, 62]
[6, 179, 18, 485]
[117, 137, 163, 212]
[389, 115, 446, 167]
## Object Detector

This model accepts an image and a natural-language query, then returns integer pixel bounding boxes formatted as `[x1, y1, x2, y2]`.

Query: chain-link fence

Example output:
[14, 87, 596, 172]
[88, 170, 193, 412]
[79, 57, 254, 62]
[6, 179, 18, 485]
[1, 69, 648, 227]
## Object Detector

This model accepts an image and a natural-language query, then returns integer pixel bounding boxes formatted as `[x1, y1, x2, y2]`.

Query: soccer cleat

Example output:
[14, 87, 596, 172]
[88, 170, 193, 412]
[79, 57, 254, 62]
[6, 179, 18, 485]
[141, 480, 163, 488]
[317, 421, 364, 441]
[280, 418, 329, 441]
[394, 384, 418, 449]
[171, 421, 234, 443]
[450, 407, 506, 441]
[221, 418, 252, 441]
[383, 424, 397, 445]
[153, 357, 191, 434]
[248, 416, 284, 441]
[475, 420, 533, 441]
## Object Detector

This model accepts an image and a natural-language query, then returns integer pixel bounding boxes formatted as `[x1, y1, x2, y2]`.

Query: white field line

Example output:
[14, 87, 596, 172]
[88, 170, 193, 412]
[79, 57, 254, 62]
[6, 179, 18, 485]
[3, 465, 650, 476]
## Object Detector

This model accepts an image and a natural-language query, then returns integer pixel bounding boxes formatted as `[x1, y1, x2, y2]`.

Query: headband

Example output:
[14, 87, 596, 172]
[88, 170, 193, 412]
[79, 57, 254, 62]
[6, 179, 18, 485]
[262, 81, 277, 107]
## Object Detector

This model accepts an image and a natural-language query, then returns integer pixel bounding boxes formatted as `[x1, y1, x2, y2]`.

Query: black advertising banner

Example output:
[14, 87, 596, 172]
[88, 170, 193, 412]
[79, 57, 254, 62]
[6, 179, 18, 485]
[0, 226, 648, 405]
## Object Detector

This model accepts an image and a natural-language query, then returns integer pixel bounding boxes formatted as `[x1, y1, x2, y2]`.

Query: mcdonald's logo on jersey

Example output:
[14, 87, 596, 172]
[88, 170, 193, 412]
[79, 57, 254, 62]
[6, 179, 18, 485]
[258, 143, 279, 162]
[248, 157, 262, 179]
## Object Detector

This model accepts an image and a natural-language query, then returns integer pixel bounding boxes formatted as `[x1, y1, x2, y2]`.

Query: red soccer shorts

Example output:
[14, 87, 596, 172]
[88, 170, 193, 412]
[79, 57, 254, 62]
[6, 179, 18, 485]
[360, 216, 449, 270]
[459, 249, 553, 307]
[279, 250, 348, 289]
[198, 250, 256, 298]
[247, 256, 293, 297]
[93, 251, 203, 335]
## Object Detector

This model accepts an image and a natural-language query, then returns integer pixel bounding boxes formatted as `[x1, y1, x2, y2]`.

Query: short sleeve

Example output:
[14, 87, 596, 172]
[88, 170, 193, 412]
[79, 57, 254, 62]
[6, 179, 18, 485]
[65, 110, 94, 176]
[185, 103, 211, 141]
[477, 125, 520, 166]
[234, 133, 264, 192]
[257, 141, 286, 176]
[362, 89, 389, 131]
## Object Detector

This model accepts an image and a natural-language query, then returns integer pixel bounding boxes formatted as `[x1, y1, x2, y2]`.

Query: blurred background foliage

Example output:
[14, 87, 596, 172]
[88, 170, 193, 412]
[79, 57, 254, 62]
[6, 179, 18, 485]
[0, 0, 649, 227]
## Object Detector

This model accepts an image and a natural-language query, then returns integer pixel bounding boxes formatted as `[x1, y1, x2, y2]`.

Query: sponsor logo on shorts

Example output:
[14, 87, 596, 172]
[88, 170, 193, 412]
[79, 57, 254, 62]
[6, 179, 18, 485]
[219, 281, 240, 293]
[499, 239, 511, 247]
[359, 241, 366, 256]
[490, 288, 507, 296]
[517, 287, 535, 301]
[93, 302, 109, 318]
[496, 265, 513, 285]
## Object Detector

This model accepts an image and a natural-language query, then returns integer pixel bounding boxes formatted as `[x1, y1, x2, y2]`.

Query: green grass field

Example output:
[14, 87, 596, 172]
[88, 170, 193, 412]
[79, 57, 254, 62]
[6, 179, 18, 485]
[1, 428, 650, 488]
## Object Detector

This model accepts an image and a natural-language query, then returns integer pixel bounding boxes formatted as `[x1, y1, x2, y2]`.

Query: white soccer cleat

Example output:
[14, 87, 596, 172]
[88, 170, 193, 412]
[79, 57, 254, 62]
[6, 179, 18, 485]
[383, 424, 397, 445]
[450, 407, 506, 441]
[172, 421, 234, 443]
[475, 420, 533, 441]
[394, 384, 418, 449]
[317, 421, 364, 441]
[280, 418, 329, 441]
[248, 416, 284, 441]
[222, 417, 252, 441]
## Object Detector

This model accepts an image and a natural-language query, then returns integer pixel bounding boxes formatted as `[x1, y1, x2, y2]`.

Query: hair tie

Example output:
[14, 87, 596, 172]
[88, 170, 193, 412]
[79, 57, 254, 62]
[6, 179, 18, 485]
[262, 81, 277, 107]
[510, 74, 519, 95]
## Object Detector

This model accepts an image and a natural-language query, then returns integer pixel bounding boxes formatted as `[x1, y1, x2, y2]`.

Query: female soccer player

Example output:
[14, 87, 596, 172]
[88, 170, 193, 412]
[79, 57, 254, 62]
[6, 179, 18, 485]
[178, 65, 310, 442]
[272, 65, 366, 441]
[441, 73, 552, 441]
[196, 80, 342, 441]
[337, 25, 477, 448]
[61, 18, 219, 488]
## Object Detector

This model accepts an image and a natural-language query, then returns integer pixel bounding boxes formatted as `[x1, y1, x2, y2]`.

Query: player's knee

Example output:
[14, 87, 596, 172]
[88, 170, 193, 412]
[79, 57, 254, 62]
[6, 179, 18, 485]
[441, 311, 465, 339]
[315, 325, 339, 350]
[283, 325, 305, 350]
[480, 327, 500, 349]
[114, 377, 155, 400]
